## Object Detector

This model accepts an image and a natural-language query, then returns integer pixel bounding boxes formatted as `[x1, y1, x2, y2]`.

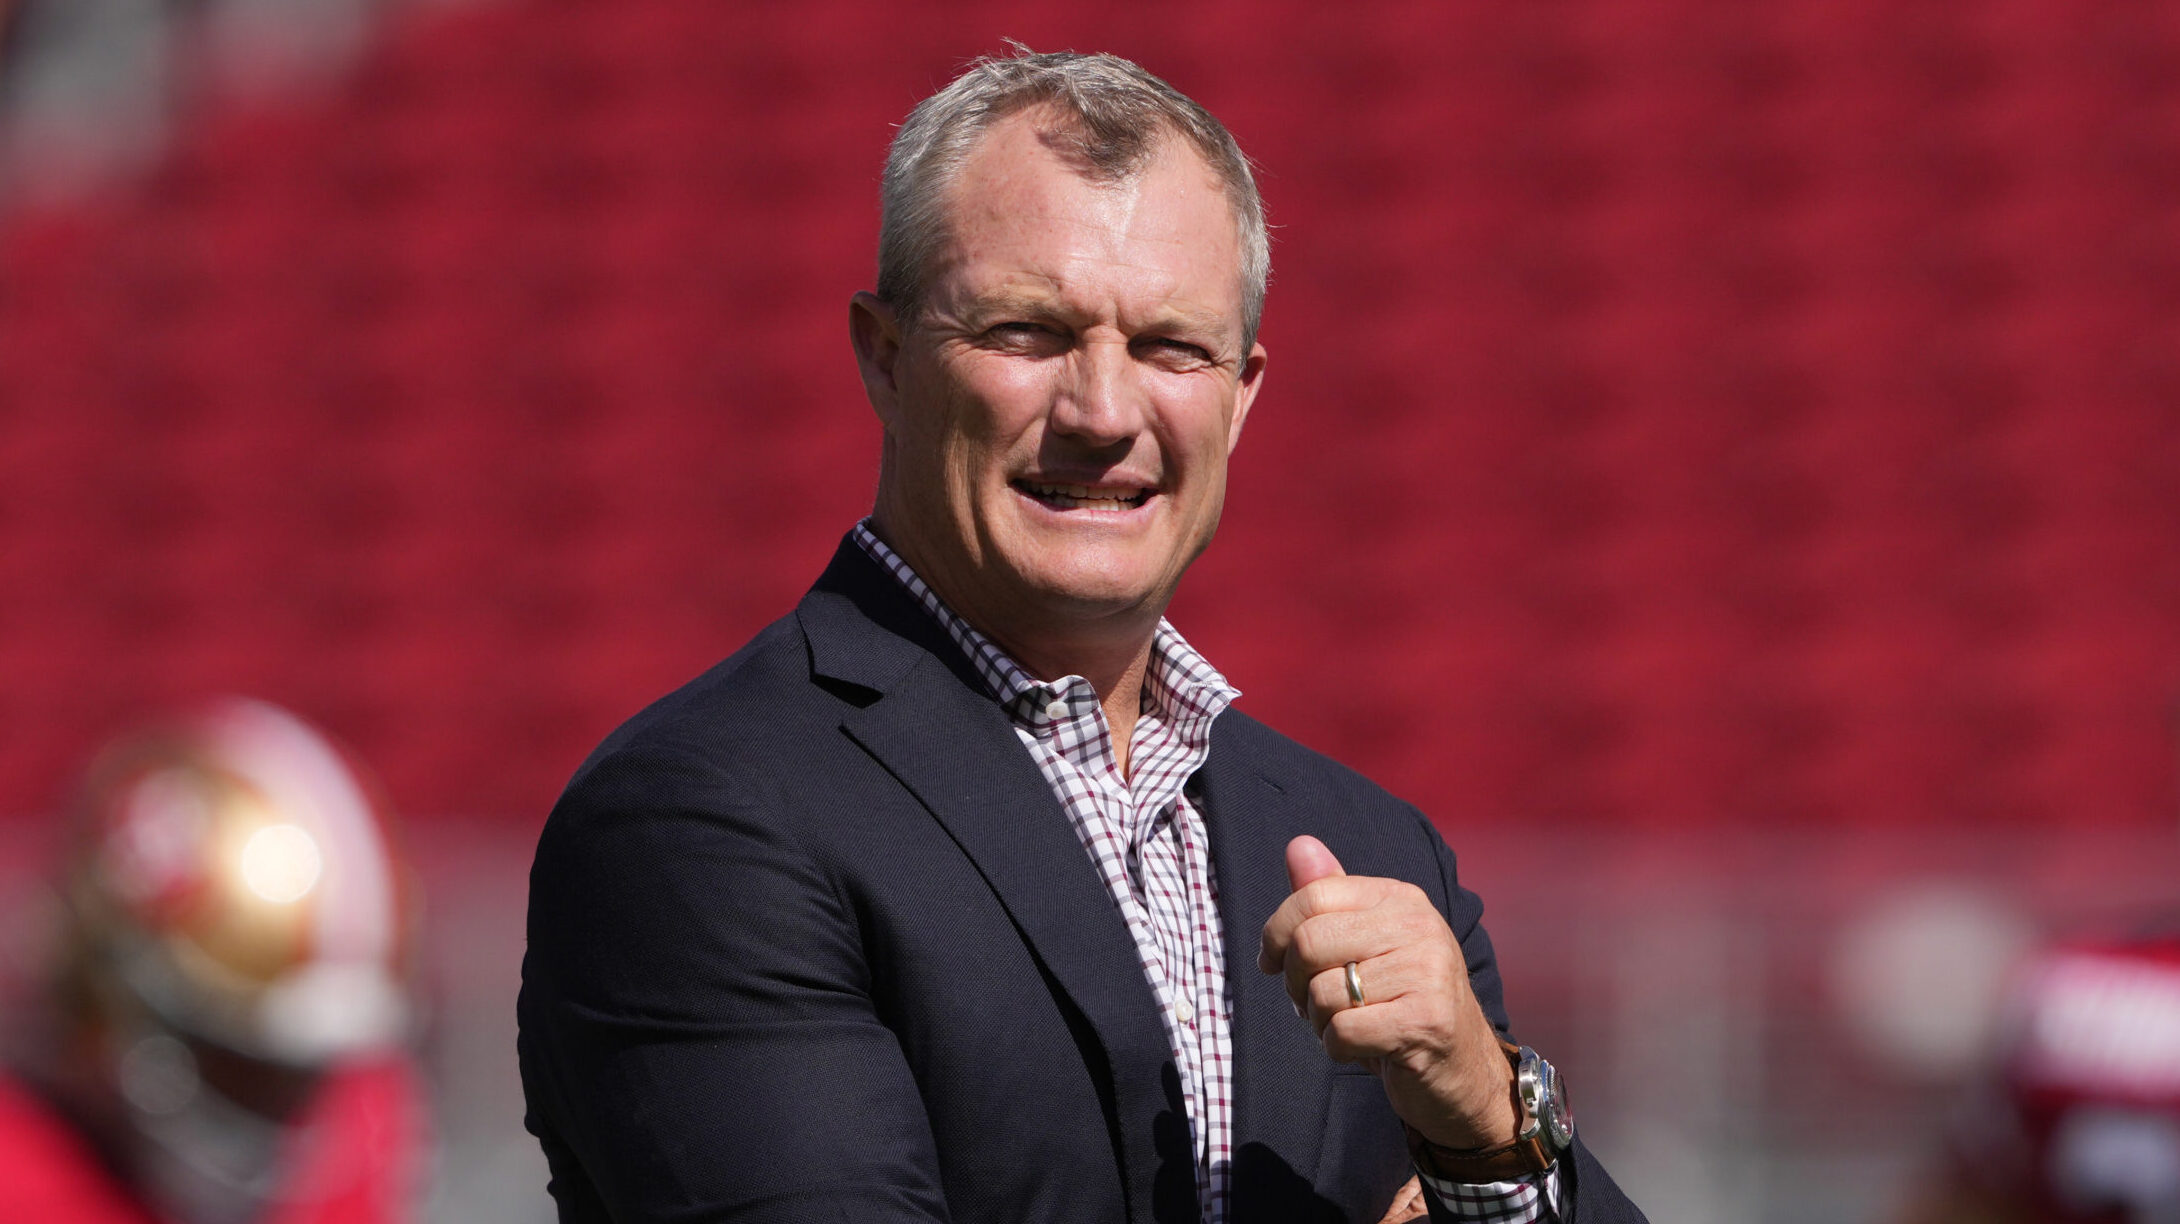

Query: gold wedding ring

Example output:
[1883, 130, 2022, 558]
[1344, 960, 1366, 1007]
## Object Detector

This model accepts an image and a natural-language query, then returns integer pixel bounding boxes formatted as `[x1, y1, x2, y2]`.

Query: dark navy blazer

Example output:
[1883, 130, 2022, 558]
[519, 539, 1645, 1223]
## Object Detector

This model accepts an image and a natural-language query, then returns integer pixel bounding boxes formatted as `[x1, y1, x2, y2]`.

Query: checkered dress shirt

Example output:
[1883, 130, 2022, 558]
[853, 523, 1559, 1223]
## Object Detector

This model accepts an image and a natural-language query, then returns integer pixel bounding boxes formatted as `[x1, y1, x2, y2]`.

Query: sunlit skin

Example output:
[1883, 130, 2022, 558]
[849, 106, 1521, 1165]
[850, 108, 1266, 767]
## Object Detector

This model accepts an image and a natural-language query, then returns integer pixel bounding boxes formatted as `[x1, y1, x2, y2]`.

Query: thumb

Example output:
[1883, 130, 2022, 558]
[1285, 835, 1346, 892]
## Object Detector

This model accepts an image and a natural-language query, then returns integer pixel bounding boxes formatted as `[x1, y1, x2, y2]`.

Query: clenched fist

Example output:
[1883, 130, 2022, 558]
[1257, 835, 1518, 1151]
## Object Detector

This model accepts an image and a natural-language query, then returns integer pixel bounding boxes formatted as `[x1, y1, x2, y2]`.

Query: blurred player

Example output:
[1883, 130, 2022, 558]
[1900, 934, 2180, 1224]
[0, 698, 426, 1223]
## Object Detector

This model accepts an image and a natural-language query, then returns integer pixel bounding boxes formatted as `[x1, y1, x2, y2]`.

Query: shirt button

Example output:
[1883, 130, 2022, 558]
[1044, 699, 1069, 720]
[1173, 997, 1196, 1025]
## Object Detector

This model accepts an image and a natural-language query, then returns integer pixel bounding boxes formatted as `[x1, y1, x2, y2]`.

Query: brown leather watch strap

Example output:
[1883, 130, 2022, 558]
[1408, 1129, 1555, 1183]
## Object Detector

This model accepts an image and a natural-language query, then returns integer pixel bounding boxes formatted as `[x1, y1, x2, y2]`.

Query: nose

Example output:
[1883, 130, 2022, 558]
[1049, 337, 1148, 448]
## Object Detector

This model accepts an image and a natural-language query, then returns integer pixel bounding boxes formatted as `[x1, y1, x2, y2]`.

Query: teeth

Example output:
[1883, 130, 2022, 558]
[1020, 481, 1147, 509]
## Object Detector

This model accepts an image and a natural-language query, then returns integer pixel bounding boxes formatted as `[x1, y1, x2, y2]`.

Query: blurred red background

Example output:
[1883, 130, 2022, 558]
[1, 1, 2176, 1219]
[5, 0, 2178, 835]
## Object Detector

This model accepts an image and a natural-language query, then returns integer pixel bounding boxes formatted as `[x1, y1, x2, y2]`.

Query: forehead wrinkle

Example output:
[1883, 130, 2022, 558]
[965, 210, 1227, 324]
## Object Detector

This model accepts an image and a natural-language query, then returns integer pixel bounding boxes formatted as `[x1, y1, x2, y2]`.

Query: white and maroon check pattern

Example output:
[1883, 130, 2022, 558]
[853, 523, 1558, 1223]
[1419, 1170, 1565, 1223]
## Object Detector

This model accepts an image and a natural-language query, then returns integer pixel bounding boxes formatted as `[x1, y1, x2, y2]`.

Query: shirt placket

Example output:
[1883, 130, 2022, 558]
[1156, 708, 1231, 1216]
[1035, 689, 1187, 1040]
[1127, 716, 1223, 1200]
[1177, 799, 1228, 1222]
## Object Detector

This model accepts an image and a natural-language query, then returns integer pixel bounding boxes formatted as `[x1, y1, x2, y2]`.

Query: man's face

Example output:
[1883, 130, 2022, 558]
[854, 110, 1268, 659]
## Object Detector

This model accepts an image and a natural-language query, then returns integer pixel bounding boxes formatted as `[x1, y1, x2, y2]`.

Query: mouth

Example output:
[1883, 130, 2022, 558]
[1012, 479, 1154, 512]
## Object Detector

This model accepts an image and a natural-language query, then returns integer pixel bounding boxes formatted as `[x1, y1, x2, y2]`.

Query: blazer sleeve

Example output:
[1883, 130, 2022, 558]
[1408, 809, 1650, 1224]
[518, 744, 952, 1223]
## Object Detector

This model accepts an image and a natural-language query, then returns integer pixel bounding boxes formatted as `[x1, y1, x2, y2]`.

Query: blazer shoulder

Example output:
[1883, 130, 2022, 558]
[563, 612, 835, 794]
[532, 611, 856, 903]
[1213, 707, 1419, 817]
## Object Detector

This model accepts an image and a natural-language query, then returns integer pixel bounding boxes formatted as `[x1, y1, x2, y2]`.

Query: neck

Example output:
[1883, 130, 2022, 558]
[987, 623, 1155, 777]
[867, 517, 1164, 777]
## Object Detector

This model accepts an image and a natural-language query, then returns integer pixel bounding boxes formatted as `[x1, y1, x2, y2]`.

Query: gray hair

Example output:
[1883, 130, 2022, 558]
[877, 47, 1271, 352]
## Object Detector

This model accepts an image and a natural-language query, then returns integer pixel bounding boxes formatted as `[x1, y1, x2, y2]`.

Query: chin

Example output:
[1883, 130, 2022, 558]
[1010, 558, 1169, 619]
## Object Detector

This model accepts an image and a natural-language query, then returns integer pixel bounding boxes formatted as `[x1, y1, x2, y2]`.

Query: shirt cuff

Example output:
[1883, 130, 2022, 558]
[1416, 1163, 1563, 1223]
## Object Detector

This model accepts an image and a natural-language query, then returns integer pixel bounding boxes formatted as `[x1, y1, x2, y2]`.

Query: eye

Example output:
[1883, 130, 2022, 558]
[1138, 336, 1216, 369]
[983, 321, 1067, 354]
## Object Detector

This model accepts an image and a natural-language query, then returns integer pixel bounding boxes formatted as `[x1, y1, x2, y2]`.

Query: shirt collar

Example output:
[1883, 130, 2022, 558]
[848, 520, 1240, 729]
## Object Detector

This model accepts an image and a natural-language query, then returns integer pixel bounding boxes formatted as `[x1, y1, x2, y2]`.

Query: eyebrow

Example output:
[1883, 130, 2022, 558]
[967, 290, 1071, 322]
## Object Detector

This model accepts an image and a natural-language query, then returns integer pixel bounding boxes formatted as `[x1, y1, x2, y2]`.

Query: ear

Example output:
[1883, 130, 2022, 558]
[1227, 340, 1268, 453]
[850, 291, 905, 428]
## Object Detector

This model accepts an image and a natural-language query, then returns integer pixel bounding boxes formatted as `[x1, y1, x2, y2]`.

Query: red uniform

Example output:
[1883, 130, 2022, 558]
[1949, 936, 2180, 1221]
[0, 1060, 425, 1224]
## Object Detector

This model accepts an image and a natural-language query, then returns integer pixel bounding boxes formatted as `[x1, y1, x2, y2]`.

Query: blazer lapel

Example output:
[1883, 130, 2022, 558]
[1198, 732, 1346, 1217]
[798, 540, 1194, 1224]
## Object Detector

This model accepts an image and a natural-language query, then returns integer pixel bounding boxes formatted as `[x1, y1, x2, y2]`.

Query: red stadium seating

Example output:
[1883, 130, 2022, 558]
[1, 0, 2174, 835]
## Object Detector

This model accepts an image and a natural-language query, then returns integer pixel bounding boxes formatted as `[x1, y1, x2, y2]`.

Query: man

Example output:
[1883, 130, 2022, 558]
[520, 48, 1644, 1224]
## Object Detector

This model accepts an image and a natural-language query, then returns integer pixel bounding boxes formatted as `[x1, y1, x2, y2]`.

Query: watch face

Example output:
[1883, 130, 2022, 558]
[1543, 1061, 1575, 1150]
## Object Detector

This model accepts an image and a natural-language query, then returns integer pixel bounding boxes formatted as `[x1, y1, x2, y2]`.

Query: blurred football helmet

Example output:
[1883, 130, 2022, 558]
[48, 698, 417, 1223]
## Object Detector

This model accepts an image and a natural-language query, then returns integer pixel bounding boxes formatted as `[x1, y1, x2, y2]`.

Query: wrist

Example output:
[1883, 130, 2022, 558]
[1412, 1035, 1520, 1150]
[1406, 1042, 1575, 1184]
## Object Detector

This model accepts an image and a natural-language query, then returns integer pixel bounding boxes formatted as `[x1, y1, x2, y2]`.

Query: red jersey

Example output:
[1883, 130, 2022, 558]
[1950, 936, 2180, 1221]
[0, 1059, 425, 1224]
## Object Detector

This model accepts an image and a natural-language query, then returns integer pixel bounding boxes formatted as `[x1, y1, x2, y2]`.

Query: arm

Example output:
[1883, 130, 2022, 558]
[518, 745, 951, 1223]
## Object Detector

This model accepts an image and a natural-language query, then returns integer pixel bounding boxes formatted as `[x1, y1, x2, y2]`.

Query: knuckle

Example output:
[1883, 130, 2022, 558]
[1292, 918, 1331, 967]
[1288, 921, 1313, 963]
[1311, 970, 1345, 1013]
[1320, 1015, 1351, 1060]
[1421, 936, 1460, 974]
[1299, 879, 1344, 918]
[1284, 959, 1311, 996]
[1323, 1006, 1370, 1060]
